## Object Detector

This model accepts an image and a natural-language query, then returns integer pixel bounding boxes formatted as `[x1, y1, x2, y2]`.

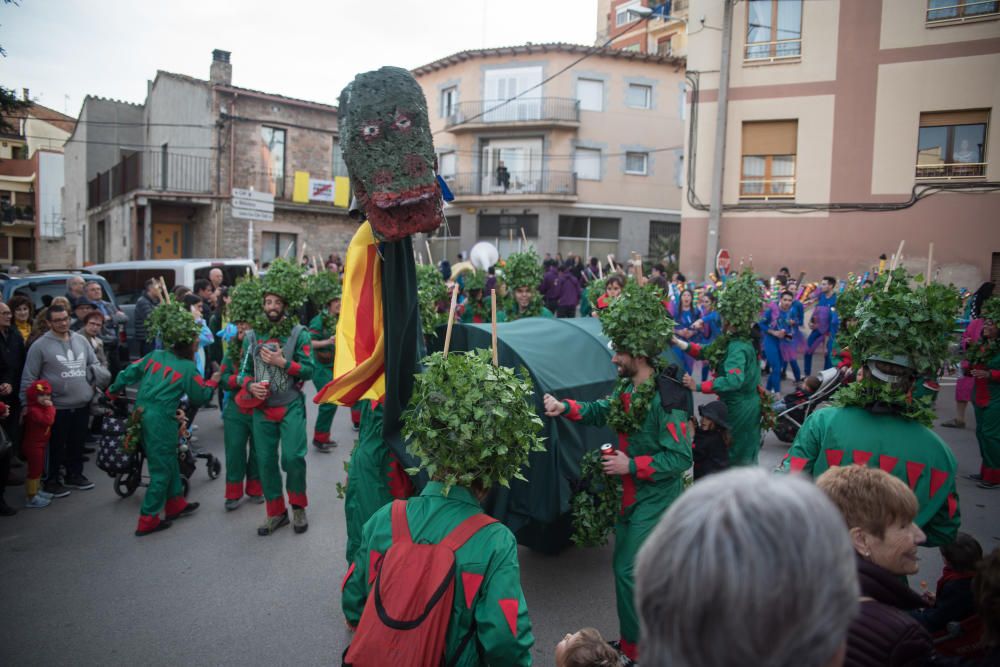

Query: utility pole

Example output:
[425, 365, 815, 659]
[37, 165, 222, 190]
[705, 0, 733, 279]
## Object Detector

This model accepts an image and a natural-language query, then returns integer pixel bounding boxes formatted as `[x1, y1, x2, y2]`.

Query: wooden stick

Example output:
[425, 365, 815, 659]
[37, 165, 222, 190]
[607, 254, 617, 274]
[520, 227, 528, 245]
[490, 289, 498, 366]
[598, 261, 604, 280]
[157, 276, 171, 304]
[443, 283, 459, 357]
[926, 243, 934, 284]
[425, 240, 434, 266]
[884, 240, 906, 292]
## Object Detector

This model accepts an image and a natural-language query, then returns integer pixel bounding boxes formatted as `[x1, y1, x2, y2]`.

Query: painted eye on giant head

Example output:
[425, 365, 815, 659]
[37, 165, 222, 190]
[361, 122, 381, 142]
[392, 112, 413, 132]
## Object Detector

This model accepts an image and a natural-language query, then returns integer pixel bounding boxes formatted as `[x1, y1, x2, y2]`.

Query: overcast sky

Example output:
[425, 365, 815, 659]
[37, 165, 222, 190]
[2, 0, 598, 116]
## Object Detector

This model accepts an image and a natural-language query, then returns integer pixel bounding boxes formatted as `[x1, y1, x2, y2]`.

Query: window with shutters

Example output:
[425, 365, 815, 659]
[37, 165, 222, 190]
[574, 148, 602, 181]
[926, 0, 999, 23]
[576, 78, 604, 112]
[916, 110, 989, 180]
[746, 0, 802, 63]
[740, 120, 797, 200]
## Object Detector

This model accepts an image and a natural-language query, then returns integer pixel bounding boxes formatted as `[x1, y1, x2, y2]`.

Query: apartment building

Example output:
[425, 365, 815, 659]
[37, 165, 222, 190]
[597, 0, 689, 57]
[413, 43, 686, 263]
[682, 0, 1000, 286]
[63, 50, 355, 269]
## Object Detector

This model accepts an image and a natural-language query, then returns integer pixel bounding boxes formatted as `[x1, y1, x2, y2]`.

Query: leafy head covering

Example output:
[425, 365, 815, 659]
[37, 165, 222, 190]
[228, 274, 262, 325]
[981, 296, 1000, 324]
[146, 301, 201, 347]
[832, 282, 869, 337]
[600, 282, 674, 359]
[464, 269, 486, 293]
[503, 247, 543, 291]
[307, 269, 342, 308]
[416, 263, 448, 338]
[259, 257, 307, 311]
[402, 349, 545, 495]
[717, 269, 765, 335]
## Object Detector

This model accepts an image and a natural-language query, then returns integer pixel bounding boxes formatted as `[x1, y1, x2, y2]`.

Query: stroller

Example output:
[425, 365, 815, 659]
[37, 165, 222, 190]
[95, 394, 221, 499]
[770, 367, 847, 443]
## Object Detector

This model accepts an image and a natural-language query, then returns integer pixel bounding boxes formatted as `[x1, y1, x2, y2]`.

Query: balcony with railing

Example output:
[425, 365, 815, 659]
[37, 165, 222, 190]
[87, 150, 212, 209]
[926, 0, 999, 23]
[915, 161, 988, 180]
[444, 171, 577, 201]
[444, 97, 580, 131]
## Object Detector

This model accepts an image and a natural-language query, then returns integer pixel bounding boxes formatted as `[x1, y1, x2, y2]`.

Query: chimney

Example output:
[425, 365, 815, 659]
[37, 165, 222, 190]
[210, 49, 232, 86]
[22, 88, 29, 101]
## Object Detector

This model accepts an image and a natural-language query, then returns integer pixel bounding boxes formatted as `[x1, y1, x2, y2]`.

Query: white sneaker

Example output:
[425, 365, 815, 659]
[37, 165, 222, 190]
[36, 489, 54, 500]
[25, 495, 51, 509]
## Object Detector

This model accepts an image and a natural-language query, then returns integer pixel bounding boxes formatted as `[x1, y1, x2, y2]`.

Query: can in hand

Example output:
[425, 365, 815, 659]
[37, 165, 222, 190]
[259, 380, 270, 394]
[600, 443, 615, 457]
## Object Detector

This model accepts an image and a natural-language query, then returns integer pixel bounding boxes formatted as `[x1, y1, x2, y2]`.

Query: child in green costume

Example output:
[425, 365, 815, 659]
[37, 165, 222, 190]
[306, 270, 341, 452]
[544, 283, 693, 664]
[109, 301, 221, 536]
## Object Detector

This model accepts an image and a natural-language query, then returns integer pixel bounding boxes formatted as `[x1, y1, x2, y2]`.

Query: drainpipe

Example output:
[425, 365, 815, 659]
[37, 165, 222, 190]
[704, 0, 733, 280]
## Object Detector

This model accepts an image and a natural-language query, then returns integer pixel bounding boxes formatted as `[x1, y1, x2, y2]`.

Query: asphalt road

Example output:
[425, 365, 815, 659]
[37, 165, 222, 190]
[1, 370, 996, 666]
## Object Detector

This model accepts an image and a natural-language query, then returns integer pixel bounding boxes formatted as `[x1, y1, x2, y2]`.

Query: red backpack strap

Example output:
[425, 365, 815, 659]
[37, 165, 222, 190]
[390, 500, 412, 545]
[439, 512, 497, 552]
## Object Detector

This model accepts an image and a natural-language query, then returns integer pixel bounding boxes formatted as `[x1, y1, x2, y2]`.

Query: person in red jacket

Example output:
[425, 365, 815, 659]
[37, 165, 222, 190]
[22, 379, 56, 509]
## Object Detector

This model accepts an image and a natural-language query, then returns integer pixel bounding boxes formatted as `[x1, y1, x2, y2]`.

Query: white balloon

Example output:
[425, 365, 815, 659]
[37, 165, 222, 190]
[470, 242, 500, 271]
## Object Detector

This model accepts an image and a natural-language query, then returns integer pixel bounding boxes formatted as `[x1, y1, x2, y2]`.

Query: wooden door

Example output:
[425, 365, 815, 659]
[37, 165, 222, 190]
[152, 223, 182, 259]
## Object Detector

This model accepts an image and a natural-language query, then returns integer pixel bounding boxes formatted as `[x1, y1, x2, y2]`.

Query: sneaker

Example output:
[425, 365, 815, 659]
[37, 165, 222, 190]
[966, 473, 984, 482]
[258, 512, 289, 536]
[63, 474, 95, 490]
[247, 494, 265, 505]
[351, 423, 360, 432]
[166, 502, 200, 520]
[224, 497, 243, 511]
[43, 482, 71, 498]
[292, 507, 308, 534]
[313, 440, 336, 453]
[36, 489, 54, 500]
[25, 495, 51, 509]
[135, 520, 172, 537]
[978, 481, 998, 490]
[940, 419, 965, 429]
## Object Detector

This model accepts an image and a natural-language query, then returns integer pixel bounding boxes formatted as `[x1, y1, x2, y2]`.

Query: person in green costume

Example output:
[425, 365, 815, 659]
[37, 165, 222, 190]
[543, 283, 692, 664]
[458, 269, 506, 324]
[218, 319, 263, 510]
[968, 297, 1000, 489]
[109, 301, 221, 536]
[675, 269, 764, 466]
[306, 270, 341, 453]
[343, 350, 539, 665]
[343, 398, 414, 565]
[503, 247, 554, 321]
[244, 259, 315, 536]
[779, 268, 962, 546]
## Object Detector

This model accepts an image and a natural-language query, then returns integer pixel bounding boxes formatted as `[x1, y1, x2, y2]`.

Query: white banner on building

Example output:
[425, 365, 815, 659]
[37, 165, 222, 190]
[309, 179, 335, 202]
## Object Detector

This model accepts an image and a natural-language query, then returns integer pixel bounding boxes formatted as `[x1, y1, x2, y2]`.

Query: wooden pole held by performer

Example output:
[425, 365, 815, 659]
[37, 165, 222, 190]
[926, 243, 934, 284]
[443, 283, 459, 357]
[491, 289, 498, 366]
[425, 240, 434, 267]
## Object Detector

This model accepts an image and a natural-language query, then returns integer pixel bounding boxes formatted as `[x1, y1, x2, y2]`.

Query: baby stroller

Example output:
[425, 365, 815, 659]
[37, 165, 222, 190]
[770, 367, 846, 443]
[94, 394, 220, 499]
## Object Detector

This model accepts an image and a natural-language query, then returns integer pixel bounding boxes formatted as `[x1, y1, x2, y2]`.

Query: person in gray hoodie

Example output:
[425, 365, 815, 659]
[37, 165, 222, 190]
[19, 305, 110, 497]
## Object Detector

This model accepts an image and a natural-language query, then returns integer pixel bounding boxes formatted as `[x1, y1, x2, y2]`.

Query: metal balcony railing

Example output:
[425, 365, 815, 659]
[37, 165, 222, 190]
[445, 97, 580, 128]
[915, 162, 987, 180]
[745, 38, 802, 62]
[444, 171, 577, 197]
[87, 150, 212, 208]
[927, 0, 999, 22]
[739, 177, 796, 200]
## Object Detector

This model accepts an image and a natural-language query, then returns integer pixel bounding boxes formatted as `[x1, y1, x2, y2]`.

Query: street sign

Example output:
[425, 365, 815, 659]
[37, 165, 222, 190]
[232, 188, 275, 204]
[231, 207, 274, 222]
[232, 188, 274, 221]
[231, 197, 275, 213]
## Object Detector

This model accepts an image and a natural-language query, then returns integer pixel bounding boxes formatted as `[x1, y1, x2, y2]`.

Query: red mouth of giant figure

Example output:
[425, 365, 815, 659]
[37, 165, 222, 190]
[355, 181, 443, 242]
[368, 183, 438, 209]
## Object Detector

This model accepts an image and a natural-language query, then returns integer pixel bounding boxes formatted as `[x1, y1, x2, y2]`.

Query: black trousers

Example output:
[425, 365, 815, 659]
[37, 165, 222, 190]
[48, 406, 90, 480]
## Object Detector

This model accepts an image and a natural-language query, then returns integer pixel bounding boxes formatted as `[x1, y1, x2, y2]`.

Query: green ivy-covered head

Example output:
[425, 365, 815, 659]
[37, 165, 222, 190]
[259, 257, 307, 312]
[402, 349, 546, 495]
[338, 66, 443, 241]
[464, 269, 486, 294]
[416, 263, 448, 338]
[228, 274, 262, 325]
[502, 247, 543, 291]
[832, 282, 870, 337]
[717, 269, 765, 336]
[601, 282, 674, 359]
[146, 300, 202, 348]
[307, 269, 342, 308]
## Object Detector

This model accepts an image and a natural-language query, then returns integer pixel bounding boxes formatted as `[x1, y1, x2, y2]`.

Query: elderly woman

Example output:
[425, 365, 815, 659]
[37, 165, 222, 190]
[817, 465, 934, 666]
[635, 468, 858, 667]
[7, 295, 34, 344]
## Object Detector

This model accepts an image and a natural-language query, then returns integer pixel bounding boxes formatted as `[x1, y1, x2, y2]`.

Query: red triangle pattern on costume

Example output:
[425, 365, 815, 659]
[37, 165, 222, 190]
[906, 461, 925, 490]
[680, 421, 687, 439]
[789, 456, 808, 473]
[170, 371, 182, 384]
[162, 365, 173, 379]
[666, 422, 679, 443]
[853, 450, 873, 466]
[462, 572, 484, 609]
[879, 455, 899, 474]
[929, 469, 949, 498]
[947, 494, 958, 519]
[368, 550, 383, 585]
[825, 450, 843, 467]
[144, 358, 154, 371]
[498, 598, 519, 637]
[152, 361, 162, 374]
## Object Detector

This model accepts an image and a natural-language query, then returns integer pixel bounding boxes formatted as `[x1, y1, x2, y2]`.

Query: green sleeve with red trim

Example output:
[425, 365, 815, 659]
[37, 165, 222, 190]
[182, 363, 216, 407]
[219, 354, 249, 392]
[628, 405, 693, 483]
[778, 408, 822, 476]
[561, 397, 611, 427]
[474, 527, 534, 666]
[285, 329, 315, 381]
[705, 344, 753, 395]
[109, 354, 149, 393]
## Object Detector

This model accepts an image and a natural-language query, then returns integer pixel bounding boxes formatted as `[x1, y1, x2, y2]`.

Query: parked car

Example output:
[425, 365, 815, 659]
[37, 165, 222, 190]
[84, 259, 257, 359]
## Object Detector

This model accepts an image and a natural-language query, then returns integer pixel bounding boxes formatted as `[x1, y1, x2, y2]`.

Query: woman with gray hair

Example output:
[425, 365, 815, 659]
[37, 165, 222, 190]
[817, 465, 934, 666]
[635, 468, 858, 667]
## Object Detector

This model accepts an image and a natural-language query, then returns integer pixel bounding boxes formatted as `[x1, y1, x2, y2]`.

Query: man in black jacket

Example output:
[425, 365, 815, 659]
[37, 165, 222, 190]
[0, 302, 26, 516]
[134, 279, 160, 355]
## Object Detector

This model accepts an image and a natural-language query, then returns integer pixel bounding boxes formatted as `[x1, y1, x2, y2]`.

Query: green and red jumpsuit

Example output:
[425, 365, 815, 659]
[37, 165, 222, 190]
[688, 339, 762, 466]
[307, 313, 337, 445]
[970, 346, 1000, 484]
[342, 482, 534, 665]
[558, 387, 693, 661]
[250, 328, 314, 519]
[344, 399, 415, 565]
[780, 405, 960, 546]
[110, 350, 216, 533]
[219, 350, 262, 501]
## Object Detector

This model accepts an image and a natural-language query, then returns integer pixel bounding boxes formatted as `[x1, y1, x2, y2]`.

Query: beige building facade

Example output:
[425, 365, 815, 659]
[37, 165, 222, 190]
[413, 43, 686, 263]
[682, 0, 1000, 287]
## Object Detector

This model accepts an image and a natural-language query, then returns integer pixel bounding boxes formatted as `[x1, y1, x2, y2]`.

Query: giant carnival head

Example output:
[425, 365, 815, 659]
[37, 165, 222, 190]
[338, 66, 444, 241]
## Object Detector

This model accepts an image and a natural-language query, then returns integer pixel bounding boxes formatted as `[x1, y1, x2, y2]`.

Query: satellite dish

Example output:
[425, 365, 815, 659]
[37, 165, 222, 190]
[470, 241, 499, 271]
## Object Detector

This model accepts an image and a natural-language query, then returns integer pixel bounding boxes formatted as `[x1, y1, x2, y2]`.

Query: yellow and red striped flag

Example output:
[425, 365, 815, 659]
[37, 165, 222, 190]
[315, 221, 385, 405]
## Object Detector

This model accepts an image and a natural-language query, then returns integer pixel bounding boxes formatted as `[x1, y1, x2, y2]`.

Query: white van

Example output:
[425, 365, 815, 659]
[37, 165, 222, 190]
[85, 259, 257, 358]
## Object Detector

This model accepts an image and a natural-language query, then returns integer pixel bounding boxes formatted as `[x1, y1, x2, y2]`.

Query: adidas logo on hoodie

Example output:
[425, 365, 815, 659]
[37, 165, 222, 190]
[56, 349, 87, 378]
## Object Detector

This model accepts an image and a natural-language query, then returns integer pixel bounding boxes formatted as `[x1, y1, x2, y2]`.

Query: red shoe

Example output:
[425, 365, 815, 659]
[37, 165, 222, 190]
[166, 502, 200, 521]
[135, 520, 172, 537]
